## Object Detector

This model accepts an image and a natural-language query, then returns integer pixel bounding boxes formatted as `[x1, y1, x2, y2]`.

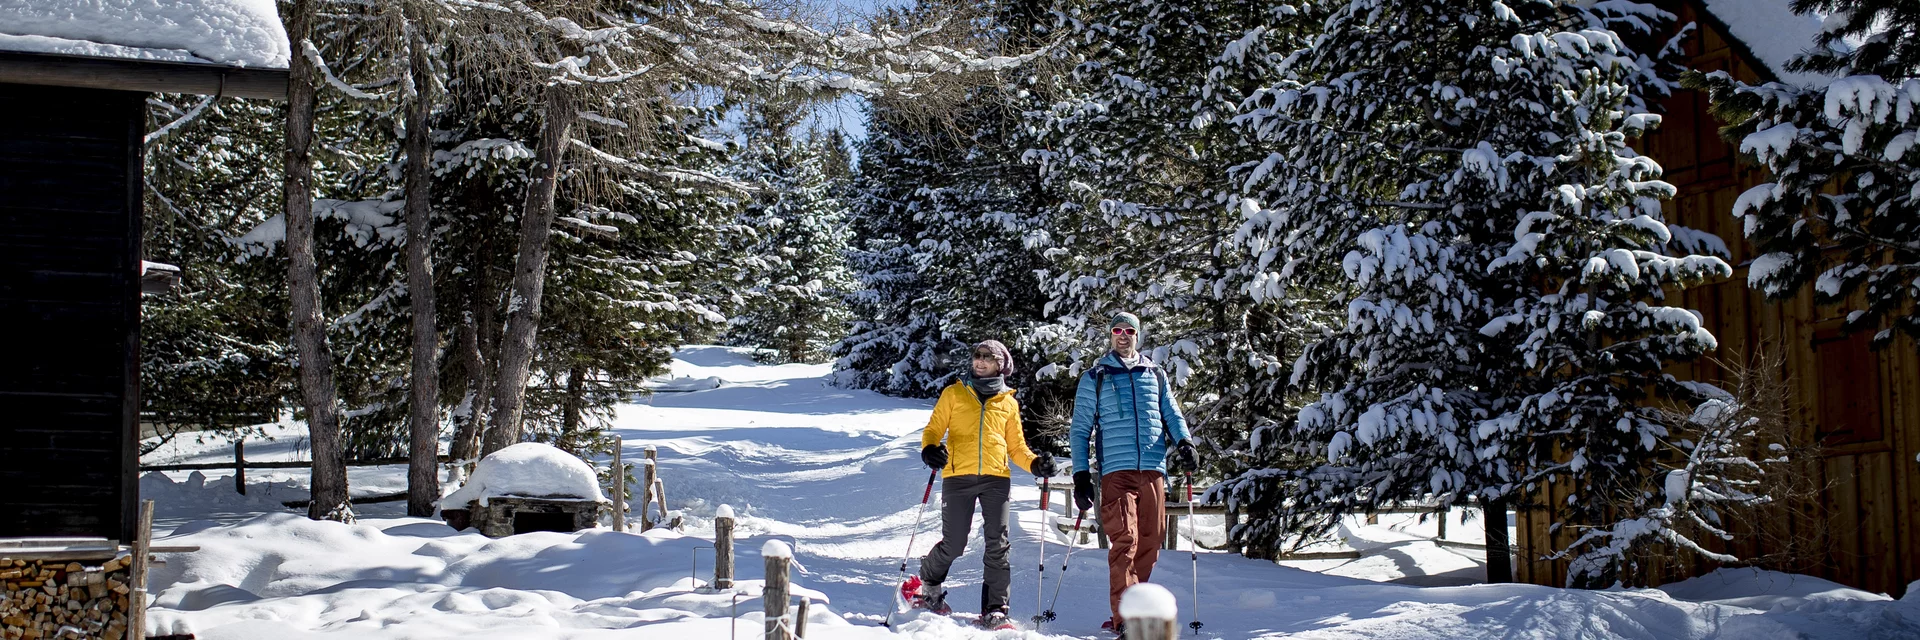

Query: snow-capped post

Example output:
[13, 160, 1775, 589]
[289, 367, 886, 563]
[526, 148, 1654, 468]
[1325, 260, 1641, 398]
[1119, 582, 1176, 640]
[762, 540, 792, 640]
[714, 504, 736, 590]
[612, 437, 625, 531]
[641, 446, 658, 531]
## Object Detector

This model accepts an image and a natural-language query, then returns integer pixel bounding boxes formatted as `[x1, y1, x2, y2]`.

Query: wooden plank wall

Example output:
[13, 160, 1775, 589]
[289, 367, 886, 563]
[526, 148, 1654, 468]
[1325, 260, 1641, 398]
[0, 82, 143, 543]
[1516, 2, 1920, 597]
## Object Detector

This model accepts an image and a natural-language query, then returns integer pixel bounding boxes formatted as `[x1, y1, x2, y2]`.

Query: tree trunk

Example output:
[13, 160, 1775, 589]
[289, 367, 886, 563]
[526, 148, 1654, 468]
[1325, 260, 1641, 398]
[285, 0, 350, 522]
[402, 12, 442, 518]
[482, 87, 577, 456]
[559, 365, 585, 454]
[449, 229, 501, 470]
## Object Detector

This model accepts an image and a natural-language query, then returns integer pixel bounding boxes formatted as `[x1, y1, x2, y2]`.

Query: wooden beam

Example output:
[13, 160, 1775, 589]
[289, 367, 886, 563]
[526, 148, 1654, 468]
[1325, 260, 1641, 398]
[0, 51, 288, 100]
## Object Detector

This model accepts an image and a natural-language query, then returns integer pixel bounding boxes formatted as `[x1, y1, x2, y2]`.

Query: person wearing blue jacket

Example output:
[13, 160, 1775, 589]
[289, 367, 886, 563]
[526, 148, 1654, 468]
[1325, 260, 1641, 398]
[1069, 311, 1199, 634]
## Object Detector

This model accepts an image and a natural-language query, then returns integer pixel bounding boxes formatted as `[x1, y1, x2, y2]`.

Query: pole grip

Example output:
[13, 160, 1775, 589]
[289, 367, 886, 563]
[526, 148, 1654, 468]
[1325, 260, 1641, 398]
[1185, 473, 1193, 501]
[922, 470, 937, 503]
[1039, 478, 1050, 510]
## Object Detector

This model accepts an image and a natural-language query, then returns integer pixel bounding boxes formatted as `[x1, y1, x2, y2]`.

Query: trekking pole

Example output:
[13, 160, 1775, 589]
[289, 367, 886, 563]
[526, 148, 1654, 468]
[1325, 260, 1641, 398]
[1186, 472, 1204, 635]
[885, 469, 938, 629]
[899, 469, 938, 573]
[1040, 509, 1086, 620]
[1031, 477, 1049, 627]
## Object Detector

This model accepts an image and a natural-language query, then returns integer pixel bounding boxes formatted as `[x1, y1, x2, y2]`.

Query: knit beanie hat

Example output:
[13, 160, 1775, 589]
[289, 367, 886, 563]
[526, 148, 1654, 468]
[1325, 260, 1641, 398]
[1109, 312, 1142, 332]
[972, 340, 1016, 377]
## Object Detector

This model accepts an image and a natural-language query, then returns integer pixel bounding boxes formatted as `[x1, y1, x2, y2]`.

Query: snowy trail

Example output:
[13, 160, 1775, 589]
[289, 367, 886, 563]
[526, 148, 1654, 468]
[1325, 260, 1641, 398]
[139, 346, 1920, 639]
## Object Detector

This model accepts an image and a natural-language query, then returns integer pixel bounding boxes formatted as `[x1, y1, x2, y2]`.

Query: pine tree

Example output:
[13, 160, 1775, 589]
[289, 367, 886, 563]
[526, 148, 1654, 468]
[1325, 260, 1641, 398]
[1218, 0, 1735, 585]
[1687, 0, 1920, 350]
[728, 108, 857, 364]
[834, 102, 965, 396]
[1027, 0, 1321, 468]
[834, 0, 1059, 399]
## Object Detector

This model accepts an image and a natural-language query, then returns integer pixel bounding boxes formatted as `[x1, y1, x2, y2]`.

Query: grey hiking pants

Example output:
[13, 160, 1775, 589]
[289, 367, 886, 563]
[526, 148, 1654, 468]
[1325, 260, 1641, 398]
[919, 474, 1012, 612]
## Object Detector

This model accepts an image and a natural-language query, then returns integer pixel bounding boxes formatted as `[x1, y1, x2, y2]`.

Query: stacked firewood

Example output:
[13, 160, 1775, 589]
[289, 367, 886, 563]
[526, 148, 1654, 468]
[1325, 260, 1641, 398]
[0, 556, 133, 640]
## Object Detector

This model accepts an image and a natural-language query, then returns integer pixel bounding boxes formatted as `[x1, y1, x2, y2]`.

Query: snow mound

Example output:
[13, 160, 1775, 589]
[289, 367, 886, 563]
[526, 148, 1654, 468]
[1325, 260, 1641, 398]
[1119, 582, 1177, 620]
[440, 443, 606, 509]
[0, 0, 291, 68]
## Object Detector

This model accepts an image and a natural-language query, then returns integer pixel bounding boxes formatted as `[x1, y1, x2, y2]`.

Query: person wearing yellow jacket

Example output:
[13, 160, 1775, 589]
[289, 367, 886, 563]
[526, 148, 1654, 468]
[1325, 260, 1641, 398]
[912, 340, 1059, 630]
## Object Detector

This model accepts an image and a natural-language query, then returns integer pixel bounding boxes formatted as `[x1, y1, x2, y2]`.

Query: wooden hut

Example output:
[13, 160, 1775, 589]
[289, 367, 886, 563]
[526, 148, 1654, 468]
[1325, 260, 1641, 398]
[1514, 0, 1920, 597]
[0, 3, 289, 543]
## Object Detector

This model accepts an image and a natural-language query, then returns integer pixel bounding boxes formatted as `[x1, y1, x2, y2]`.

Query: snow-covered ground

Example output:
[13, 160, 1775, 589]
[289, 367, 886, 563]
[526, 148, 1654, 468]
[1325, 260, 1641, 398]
[139, 346, 1920, 639]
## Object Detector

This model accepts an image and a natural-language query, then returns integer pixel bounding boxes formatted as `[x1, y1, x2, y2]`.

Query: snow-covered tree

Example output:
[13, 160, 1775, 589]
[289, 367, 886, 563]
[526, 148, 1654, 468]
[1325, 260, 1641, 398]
[1025, 0, 1323, 468]
[834, 0, 1058, 398]
[1216, 0, 1735, 585]
[728, 108, 857, 364]
[1688, 0, 1920, 350]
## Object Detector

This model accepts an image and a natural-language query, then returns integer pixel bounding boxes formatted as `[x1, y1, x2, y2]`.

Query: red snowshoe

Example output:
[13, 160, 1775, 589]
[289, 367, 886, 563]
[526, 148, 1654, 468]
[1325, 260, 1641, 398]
[1102, 619, 1127, 638]
[898, 576, 951, 615]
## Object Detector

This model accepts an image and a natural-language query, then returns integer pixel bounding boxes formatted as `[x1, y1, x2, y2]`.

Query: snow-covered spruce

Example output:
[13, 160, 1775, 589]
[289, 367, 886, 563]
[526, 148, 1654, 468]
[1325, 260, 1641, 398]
[1686, 0, 1920, 350]
[1026, 0, 1330, 462]
[1217, 0, 1737, 586]
[726, 105, 856, 365]
[833, 2, 1057, 399]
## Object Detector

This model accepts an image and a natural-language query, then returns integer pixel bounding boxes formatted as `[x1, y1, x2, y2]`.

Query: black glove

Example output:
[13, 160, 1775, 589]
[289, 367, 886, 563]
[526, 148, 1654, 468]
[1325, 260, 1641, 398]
[1171, 440, 1199, 474]
[1030, 456, 1059, 478]
[1073, 471, 1095, 512]
[921, 444, 948, 469]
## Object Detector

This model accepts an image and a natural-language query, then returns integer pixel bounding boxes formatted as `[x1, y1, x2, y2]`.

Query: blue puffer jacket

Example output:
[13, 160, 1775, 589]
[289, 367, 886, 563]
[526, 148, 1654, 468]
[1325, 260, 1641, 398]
[1069, 352, 1190, 476]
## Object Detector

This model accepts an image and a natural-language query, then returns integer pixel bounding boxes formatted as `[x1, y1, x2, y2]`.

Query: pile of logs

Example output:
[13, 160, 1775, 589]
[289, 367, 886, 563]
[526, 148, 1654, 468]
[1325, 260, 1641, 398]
[0, 555, 134, 640]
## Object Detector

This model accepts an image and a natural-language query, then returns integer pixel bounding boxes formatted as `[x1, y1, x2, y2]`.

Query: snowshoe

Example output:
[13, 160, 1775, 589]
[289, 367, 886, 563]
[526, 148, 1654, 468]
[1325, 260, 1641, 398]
[978, 609, 1017, 631]
[1101, 619, 1126, 638]
[899, 576, 951, 615]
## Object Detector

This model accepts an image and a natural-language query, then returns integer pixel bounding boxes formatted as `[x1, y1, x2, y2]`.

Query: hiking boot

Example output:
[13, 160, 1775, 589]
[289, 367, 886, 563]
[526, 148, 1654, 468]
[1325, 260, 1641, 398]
[913, 581, 951, 615]
[979, 608, 1015, 630]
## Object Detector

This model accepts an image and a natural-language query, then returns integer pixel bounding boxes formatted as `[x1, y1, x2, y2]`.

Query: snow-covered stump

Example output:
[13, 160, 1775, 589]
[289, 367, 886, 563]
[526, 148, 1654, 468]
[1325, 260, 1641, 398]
[762, 541, 792, 640]
[1120, 583, 1177, 640]
[713, 505, 735, 590]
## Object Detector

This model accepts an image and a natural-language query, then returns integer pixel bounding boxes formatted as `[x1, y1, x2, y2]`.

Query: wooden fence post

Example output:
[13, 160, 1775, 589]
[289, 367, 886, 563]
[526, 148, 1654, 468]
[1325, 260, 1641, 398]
[1119, 583, 1176, 640]
[132, 499, 154, 640]
[612, 436, 625, 532]
[234, 440, 247, 495]
[1436, 506, 1447, 542]
[714, 504, 735, 590]
[763, 540, 792, 640]
[795, 596, 810, 639]
[642, 446, 658, 531]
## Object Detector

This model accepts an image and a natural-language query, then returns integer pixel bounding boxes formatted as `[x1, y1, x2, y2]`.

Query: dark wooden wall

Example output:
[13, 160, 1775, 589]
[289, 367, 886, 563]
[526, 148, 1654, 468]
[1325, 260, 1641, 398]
[1516, 1, 1920, 597]
[0, 82, 142, 543]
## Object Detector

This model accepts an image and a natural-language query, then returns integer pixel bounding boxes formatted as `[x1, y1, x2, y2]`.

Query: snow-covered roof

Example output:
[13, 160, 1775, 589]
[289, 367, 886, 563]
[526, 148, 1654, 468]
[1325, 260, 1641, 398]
[440, 443, 609, 510]
[0, 0, 290, 69]
[1696, 0, 1842, 87]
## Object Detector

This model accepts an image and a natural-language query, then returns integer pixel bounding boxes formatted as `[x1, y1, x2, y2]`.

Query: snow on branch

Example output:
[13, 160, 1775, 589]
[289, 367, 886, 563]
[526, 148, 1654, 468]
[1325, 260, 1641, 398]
[304, 40, 390, 100]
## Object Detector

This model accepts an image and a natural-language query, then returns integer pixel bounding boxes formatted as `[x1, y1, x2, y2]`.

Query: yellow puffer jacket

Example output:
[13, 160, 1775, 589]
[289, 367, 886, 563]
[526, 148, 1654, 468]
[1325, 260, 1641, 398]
[922, 381, 1037, 478]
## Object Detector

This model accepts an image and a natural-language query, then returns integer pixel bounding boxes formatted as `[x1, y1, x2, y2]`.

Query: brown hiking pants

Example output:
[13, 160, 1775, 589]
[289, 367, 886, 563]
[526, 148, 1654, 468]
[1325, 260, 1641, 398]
[1100, 470, 1165, 624]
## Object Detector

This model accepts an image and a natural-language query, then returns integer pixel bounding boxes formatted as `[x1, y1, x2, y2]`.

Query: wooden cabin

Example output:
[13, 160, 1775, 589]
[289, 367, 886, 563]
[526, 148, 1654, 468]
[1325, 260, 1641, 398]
[0, 7, 288, 543]
[1515, 0, 1920, 597]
